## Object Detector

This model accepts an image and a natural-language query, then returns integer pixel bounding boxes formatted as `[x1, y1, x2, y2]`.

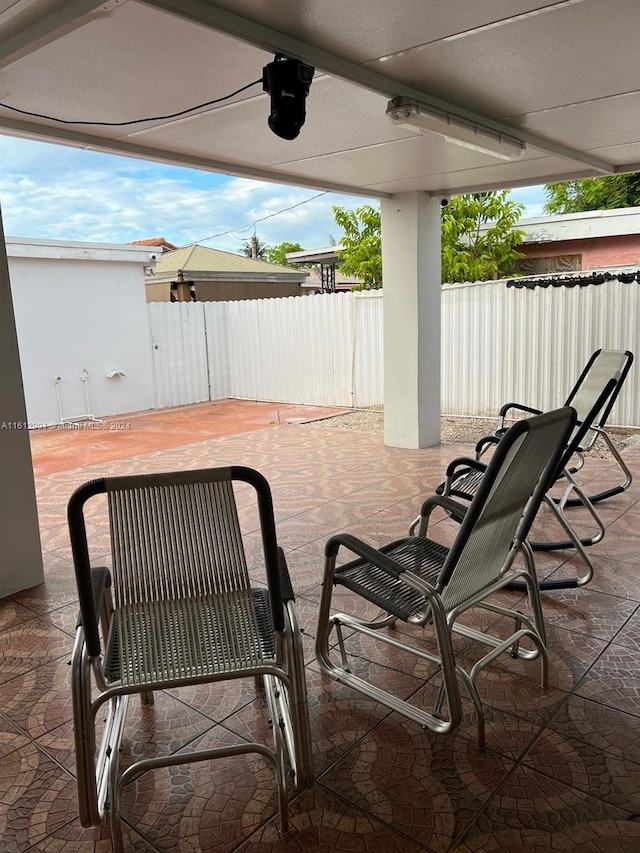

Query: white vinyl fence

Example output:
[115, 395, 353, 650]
[149, 290, 383, 410]
[441, 277, 640, 426]
[149, 277, 640, 427]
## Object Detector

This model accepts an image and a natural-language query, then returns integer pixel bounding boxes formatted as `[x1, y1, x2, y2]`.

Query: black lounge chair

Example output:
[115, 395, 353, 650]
[316, 408, 575, 749]
[486, 348, 634, 506]
[436, 370, 623, 589]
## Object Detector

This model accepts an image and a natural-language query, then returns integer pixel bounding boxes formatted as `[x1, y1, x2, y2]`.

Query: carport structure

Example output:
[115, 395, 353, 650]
[1, 3, 638, 594]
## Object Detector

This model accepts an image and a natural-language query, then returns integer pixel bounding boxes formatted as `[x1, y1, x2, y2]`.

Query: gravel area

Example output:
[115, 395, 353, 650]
[307, 409, 639, 456]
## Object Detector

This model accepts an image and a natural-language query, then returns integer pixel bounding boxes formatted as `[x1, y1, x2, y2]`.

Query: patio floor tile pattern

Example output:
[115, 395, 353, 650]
[3, 402, 640, 851]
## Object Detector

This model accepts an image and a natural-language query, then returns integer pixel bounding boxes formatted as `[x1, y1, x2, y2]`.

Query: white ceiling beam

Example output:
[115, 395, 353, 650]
[0, 0, 128, 70]
[0, 117, 389, 198]
[140, 0, 616, 175]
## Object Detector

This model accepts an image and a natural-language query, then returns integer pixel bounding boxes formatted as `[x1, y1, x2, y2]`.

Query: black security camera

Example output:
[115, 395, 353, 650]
[263, 54, 314, 140]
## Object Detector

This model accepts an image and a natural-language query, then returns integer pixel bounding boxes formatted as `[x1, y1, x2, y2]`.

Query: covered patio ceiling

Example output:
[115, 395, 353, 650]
[1, 0, 639, 199]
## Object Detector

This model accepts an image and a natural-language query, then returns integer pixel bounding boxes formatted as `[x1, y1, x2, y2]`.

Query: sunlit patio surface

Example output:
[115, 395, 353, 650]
[3, 399, 640, 852]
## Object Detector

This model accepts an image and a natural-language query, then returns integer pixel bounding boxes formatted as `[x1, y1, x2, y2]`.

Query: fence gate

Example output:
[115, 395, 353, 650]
[149, 302, 210, 409]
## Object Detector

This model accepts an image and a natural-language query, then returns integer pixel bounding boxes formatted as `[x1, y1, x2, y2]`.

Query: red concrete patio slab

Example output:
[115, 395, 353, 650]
[28, 399, 347, 476]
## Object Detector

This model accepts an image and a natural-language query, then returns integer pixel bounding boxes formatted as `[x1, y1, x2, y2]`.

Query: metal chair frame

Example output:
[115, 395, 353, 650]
[69, 466, 312, 852]
[316, 408, 576, 749]
[440, 373, 622, 589]
[493, 348, 634, 506]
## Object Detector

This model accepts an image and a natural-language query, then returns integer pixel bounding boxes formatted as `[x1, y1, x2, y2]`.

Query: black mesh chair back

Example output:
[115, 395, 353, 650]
[439, 408, 575, 611]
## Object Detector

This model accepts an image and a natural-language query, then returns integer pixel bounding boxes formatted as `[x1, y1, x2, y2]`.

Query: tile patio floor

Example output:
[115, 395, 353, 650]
[2, 401, 640, 852]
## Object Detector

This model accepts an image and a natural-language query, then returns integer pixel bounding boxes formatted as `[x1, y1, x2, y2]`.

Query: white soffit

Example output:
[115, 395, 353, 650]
[0, 0, 638, 196]
[510, 93, 640, 157]
[204, 0, 567, 65]
[362, 0, 640, 119]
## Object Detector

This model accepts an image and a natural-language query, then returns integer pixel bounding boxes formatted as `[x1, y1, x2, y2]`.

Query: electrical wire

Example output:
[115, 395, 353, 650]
[192, 191, 328, 247]
[0, 74, 330, 251]
[0, 79, 263, 127]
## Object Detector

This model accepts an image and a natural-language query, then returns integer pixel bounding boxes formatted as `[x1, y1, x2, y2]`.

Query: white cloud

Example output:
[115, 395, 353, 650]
[0, 135, 368, 252]
[1, 136, 549, 255]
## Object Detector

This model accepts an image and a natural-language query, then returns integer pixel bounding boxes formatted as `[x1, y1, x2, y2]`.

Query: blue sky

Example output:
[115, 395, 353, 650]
[0, 135, 548, 253]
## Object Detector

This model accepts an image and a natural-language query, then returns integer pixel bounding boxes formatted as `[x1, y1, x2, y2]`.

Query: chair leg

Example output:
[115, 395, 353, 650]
[316, 555, 462, 735]
[263, 674, 288, 775]
[71, 633, 99, 827]
[508, 492, 596, 591]
[108, 714, 125, 853]
[109, 734, 294, 843]
[564, 429, 633, 506]
[109, 807, 125, 853]
[520, 541, 547, 646]
[283, 600, 313, 788]
[431, 664, 487, 750]
[532, 473, 605, 552]
[455, 666, 486, 750]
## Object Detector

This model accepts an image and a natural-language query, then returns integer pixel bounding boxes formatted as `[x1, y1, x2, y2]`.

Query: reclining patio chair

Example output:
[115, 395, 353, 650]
[437, 364, 626, 589]
[316, 407, 576, 750]
[487, 348, 633, 506]
[68, 466, 312, 853]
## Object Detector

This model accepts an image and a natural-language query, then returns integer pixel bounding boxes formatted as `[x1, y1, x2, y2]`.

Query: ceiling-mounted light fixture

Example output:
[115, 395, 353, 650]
[386, 96, 526, 161]
[263, 54, 314, 140]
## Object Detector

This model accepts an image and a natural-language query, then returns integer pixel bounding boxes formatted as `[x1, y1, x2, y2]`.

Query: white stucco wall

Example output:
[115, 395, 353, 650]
[7, 238, 156, 425]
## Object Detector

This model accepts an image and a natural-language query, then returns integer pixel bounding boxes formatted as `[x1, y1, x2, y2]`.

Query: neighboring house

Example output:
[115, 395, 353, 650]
[286, 245, 364, 292]
[509, 207, 640, 275]
[302, 267, 365, 294]
[145, 244, 309, 302]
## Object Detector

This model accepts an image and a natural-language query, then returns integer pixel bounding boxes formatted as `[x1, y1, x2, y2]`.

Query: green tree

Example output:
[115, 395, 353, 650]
[441, 191, 525, 283]
[333, 193, 525, 286]
[265, 241, 306, 267]
[543, 173, 640, 214]
[240, 235, 268, 260]
[332, 204, 382, 288]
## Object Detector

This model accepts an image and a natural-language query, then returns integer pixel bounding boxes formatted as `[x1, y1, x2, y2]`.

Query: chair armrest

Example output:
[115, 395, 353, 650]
[445, 456, 486, 478]
[327, 533, 441, 601]
[440, 457, 487, 501]
[498, 402, 543, 431]
[474, 434, 500, 459]
[277, 547, 295, 602]
[325, 533, 407, 580]
[419, 493, 469, 524]
[76, 566, 111, 629]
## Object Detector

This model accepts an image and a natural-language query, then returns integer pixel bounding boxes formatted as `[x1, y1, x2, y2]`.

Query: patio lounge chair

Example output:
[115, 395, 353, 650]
[68, 466, 312, 852]
[437, 375, 620, 589]
[315, 407, 576, 749]
[486, 348, 634, 506]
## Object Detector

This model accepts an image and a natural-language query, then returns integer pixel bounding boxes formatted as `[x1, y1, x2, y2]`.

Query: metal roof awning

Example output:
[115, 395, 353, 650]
[1, 0, 638, 199]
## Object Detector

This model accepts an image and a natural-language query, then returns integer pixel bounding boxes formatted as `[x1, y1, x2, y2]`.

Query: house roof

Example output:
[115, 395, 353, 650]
[517, 207, 640, 244]
[149, 244, 309, 282]
[287, 246, 345, 265]
[477, 207, 640, 244]
[130, 237, 178, 251]
[1, 2, 638, 199]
